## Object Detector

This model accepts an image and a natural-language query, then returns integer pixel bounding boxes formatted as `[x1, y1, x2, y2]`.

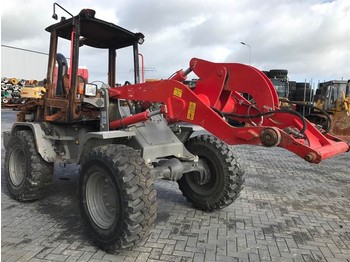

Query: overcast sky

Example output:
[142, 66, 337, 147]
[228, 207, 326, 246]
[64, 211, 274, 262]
[1, 0, 350, 85]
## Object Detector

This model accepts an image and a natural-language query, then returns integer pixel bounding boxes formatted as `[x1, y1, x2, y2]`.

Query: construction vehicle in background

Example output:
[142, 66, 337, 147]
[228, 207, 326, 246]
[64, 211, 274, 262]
[263, 69, 349, 141]
[263, 69, 289, 99]
[305, 80, 350, 141]
[263, 69, 297, 111]
[3, 4, 349, 252]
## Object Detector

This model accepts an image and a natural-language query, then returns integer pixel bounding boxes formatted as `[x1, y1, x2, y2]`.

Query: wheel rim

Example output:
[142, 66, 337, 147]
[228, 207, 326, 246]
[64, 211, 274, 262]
[185, 157, 218, 195]
[86, 171, 118, 229]
[9, 148, 26, 186]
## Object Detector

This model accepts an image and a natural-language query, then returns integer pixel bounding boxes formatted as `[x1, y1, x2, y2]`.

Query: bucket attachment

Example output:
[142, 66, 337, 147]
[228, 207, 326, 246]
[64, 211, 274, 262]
[330, 112, 350, 142]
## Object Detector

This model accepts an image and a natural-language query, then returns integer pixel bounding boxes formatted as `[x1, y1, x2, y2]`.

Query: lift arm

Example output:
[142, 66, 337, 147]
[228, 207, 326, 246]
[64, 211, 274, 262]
[109, 58, 349, 163]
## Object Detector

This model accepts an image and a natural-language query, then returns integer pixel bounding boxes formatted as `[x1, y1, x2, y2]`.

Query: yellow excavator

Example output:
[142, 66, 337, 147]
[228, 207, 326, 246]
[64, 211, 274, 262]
[306, 80, 350, 141]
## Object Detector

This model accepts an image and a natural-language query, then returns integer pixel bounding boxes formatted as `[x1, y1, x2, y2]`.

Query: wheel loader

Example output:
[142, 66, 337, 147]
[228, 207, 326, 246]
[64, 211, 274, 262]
[3, 5, 349, 252]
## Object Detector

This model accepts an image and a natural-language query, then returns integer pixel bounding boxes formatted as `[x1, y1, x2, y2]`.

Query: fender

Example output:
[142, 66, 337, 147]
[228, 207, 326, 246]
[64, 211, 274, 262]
[4, 122, 57, 162]
[4, 122, 136, 163]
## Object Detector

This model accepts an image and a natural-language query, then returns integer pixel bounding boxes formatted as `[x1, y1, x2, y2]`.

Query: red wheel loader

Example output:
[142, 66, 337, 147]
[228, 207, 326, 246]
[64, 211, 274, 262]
[3, 4, 349, 252]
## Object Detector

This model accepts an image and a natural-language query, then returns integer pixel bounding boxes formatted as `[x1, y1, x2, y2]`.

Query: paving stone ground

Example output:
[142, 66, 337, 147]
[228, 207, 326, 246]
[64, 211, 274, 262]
[2, 109, 350, 262]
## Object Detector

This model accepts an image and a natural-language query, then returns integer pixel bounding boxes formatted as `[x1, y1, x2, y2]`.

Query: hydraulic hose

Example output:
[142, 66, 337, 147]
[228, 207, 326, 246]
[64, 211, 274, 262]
[280, 99, 332, 133]
[222, 108, 308, 134]
[123, 81, 136, 114]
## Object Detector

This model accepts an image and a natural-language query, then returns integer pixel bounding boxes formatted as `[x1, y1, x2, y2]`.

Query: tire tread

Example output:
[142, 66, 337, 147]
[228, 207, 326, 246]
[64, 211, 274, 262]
[178, 134, 245, 212]
[4, 130, 53, 201]
[79, 144, 157, 252]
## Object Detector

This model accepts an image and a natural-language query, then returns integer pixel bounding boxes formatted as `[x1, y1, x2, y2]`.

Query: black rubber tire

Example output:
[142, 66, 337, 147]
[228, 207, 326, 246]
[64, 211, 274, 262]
[295, 89, 312, 101]
[4, 130, 53, 201]
[305, 114, 329, 131]
[289, 81, 297, 92]
[288, 92, 295, 101]
[262, 71, 270, 77]
[177, 135, 245, 212]
[296, 82, 310, 90]
[269, 69, 288, 79]
[79, 144, 157, 252]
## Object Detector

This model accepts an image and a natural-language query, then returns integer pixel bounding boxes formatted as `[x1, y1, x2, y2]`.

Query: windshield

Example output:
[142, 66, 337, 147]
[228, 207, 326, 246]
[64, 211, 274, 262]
[271, 79, 288, 97]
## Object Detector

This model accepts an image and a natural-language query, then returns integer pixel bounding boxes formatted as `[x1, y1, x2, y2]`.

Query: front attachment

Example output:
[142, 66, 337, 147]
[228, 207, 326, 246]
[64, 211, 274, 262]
[109, 58, 349, 163]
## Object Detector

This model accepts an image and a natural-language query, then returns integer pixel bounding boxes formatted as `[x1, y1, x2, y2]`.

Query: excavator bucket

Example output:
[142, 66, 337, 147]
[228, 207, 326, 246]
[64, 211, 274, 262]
[330, 112, 350, 141]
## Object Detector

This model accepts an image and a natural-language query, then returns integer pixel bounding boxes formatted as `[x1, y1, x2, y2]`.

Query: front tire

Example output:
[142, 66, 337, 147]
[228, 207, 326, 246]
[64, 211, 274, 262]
[79, 144, 157, 252]
[178, 135, 245, 211]
[4, 130, 53, 201]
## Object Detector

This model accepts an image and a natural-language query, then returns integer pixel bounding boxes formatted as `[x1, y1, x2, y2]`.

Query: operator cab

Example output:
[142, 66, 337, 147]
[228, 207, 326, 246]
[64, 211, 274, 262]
[43, 7, 144, 123]
[270, 78, 289, 98]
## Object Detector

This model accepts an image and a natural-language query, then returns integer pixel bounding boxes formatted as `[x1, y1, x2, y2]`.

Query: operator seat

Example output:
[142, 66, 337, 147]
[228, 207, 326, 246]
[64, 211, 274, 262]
[56, 53, 68, 96]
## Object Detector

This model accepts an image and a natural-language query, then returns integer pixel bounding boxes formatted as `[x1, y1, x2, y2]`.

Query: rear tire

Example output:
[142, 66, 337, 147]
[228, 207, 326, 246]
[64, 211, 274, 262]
[4, 130, 53, 201]
[79, 144, 157, 252]
[269, 69, 288, 79]
[178, 135, 245, 211]
[295, 88, 312, 101]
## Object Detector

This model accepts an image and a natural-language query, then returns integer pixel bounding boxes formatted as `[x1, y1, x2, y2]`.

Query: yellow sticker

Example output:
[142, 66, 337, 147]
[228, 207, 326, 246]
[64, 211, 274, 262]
[173, 87, 183, 98]
[187, 102, 196, 120]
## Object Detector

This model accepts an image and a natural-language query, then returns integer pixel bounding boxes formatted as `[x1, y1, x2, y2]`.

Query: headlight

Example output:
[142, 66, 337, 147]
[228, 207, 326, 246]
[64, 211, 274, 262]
[84, 83, 97, 96]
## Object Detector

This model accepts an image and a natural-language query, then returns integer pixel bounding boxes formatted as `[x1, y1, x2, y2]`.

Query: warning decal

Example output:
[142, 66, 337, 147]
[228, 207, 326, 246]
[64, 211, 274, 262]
[187, 102, 196, 120]
[173, 87, 183, 98]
